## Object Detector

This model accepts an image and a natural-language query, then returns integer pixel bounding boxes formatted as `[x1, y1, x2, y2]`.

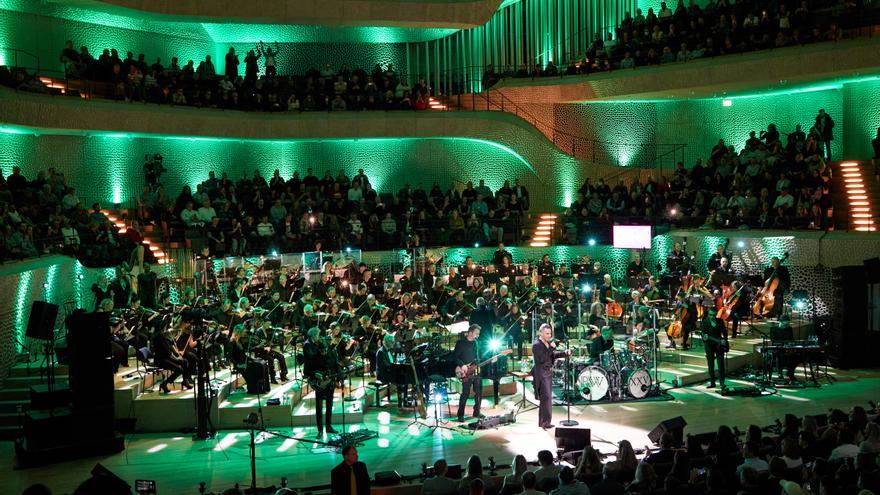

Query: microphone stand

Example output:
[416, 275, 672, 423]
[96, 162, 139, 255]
[558, 302, 578, 427]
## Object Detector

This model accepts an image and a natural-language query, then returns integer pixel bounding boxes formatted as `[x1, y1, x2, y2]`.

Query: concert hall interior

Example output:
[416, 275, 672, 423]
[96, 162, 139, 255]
[2, 0, 880, 494]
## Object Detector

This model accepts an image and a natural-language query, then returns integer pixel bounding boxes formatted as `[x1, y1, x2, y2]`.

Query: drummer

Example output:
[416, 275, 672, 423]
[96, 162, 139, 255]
[587, 325, 614, 364]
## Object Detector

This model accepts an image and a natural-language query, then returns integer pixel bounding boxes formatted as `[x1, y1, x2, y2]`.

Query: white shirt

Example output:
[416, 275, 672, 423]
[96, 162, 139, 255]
[829, 444, 860, 461]
[736, 457, 769, 477]
[197, 206, 217, 223]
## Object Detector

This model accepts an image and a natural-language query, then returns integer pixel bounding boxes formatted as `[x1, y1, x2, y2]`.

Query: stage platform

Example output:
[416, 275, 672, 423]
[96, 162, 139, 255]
[0, 318, 813, 439]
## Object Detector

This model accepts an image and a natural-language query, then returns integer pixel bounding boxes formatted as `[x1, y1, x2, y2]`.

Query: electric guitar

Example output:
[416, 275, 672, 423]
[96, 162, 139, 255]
[454, 349, 513, 380]
[700, 332, 730, 353]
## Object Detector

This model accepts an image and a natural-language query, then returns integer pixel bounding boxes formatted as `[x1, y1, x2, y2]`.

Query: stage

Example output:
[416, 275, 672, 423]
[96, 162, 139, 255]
[1, 317, 873, 494]
[2, 366, 876, 494]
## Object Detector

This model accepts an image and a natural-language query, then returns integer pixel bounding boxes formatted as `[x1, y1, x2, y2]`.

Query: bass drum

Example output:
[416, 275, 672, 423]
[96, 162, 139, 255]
[621, 367, 652, 399]
[575, 366, 609, 401]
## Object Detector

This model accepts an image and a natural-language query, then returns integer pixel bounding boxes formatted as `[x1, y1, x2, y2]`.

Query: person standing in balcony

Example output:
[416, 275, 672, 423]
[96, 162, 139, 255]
[814, 109, 835, 160]
[224, 47, 239, 80]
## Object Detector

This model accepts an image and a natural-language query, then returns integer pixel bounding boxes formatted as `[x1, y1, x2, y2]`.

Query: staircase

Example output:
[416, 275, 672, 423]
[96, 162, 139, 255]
[103, 210, 170, 264]
[527, 214, 559, 247]
[0, 363, 69, 440]
[831, 161, 879, 231]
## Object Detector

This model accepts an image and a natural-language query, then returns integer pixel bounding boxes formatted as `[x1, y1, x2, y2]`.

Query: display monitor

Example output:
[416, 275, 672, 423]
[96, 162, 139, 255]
[612, 225, 652, 249]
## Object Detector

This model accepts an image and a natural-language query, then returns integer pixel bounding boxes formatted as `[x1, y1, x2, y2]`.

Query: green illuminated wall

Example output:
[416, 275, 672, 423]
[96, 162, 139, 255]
[410, 0, 638, 94]
[554, 78, 880, 166]
[0, 133, 540, 206]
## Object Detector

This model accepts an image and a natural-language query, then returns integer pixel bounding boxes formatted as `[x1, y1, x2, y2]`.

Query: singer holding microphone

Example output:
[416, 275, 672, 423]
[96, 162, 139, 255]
[532, 323, 571, 430]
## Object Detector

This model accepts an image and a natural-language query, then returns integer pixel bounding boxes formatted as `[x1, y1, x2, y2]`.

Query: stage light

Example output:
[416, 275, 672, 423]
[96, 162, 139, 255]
[581, 284, 591, 293]
[795, 300, 806, 310]
[309, 216, 315, 224]
[474, 243, 480, 248]
[434, 392, 444, 403]
[489, 339, 502, 351]
[43, 283, 49, 289]
[77, 274, 84, 280]
[670, 208, 678, 216]
[587, 238, 596, 246]
[737, 240, 746, 249]
[346, 247, 351, 253]
[271, 250, 278, 256]
[722, 99, 733, 107]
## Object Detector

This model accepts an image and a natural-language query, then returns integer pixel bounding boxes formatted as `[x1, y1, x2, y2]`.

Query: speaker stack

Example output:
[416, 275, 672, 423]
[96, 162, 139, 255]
[829, 266, 869, 369]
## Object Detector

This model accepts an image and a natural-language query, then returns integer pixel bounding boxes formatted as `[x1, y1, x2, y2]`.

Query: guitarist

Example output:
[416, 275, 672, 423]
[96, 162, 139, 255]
[701, 316, 728, 389]
[452, 324, 485, 423]
[303, 327, 338, 438]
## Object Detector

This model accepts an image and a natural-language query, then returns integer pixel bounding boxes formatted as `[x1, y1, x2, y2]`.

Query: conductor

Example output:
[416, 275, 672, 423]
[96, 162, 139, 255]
[532, 323, 570, 430]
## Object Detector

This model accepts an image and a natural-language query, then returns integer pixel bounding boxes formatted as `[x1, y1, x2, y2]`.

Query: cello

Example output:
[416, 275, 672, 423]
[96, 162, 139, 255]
[666, 299, 690, 340]
[752, 252, 790, 318]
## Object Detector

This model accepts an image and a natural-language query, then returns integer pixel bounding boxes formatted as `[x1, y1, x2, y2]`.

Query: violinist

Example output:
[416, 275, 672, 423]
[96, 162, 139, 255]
[225, 324, 249, 369]
[355, 315, 382, 374]
[461, 256, 479, 278]
[302, 327, 338, 437]
[180, 287, 198, 309]
[298, 304, 318, 334]
[501, 303, 526, 358]
[352, 283, 369, 316]
[469, 297, 496, 339]
[210, 298, 235, 330]
[330, 322, 357, 369]
[227, 278, 249, 304]
[367, 294, 390, 322]
[91, 275, 114, 312]
[261, 291, 290, 328]
[686, 274, 714, 316]
[253, 319, 288, 383]
[124, 296, 154, 348]
[626, 252, 650, 278]
[174, 310, 200, 375]
[428, 278, 448, 311]
[152, 316, 194, 393]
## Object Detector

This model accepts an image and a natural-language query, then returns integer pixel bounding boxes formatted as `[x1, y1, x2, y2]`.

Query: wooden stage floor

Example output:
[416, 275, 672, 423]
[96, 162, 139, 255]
[3, 367, 878, 495]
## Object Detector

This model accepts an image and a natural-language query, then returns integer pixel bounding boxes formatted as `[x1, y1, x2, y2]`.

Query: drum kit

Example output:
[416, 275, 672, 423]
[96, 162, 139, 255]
[553, 336, 655, 402]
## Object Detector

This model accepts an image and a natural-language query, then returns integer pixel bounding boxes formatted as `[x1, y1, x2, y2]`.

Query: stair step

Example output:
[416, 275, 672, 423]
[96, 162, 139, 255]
[0, 412, 23, 427]
[0, 388, 33, 401]
[0, 400, 30, 414]
[0, 425, 19, 441]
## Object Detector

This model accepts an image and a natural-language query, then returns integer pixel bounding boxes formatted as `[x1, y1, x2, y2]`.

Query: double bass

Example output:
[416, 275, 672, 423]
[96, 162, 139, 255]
[666, 303, 690, 339]
[752, 252, 790, 317]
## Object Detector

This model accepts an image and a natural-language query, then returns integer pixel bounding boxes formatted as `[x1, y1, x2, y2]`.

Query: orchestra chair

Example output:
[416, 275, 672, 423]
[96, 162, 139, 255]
[135, 347, 173, 393]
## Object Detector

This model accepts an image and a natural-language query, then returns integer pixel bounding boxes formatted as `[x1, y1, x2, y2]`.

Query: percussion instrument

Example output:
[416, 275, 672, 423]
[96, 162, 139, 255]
[621, 367, 652, 399]
[576, 366, 610, 401]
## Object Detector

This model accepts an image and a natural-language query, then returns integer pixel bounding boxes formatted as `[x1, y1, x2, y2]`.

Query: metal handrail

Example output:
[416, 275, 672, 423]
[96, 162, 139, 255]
[0, 47, 40, 74]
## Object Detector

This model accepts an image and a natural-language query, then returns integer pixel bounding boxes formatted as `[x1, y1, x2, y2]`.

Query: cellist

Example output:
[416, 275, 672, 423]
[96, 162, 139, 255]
[755, 256, 791, 319]
[666, 290, 696, 350]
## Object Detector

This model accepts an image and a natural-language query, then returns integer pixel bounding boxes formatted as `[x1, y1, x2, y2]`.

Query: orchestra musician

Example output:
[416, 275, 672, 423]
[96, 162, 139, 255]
[152, 317, 194, 393]
[421, 263, 437, 295]
[442, 290, 471, 323]
[707, 243, 728, 273]
[492, 242, 512, 268]
[532, 323, 570, 430]
[588, 301, 607, 329]
[626, 253, 649, 277]
[666, 242, 688, 275]
[598, 274, 615, 305]
[399, 266, 420, 293]
[668, 290, 697, 350]
[571, 255, 593, 280]
[713, 257, 731, 275]
[702, 316, 728, 389]
[537, 254, 555, 288]
[762, 256, 791, 319]
[302, 327, 338, 437]
[91, 275, 113, 312]
[452, 324, 485, 423]
[496, 257, 515, 286]
[376, 333, 404, 407]
[447, 266, 465, 290]
[587, 325, 614, 363]
[642, 276, 665, 302]
[253, 319, 289, 383]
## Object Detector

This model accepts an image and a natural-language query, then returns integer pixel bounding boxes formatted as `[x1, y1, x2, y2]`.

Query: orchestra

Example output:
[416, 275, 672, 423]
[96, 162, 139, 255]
[92, 239, 805, 432]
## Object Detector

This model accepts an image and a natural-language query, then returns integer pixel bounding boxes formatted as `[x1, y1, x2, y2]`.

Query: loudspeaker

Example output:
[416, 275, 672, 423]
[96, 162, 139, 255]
[555, 427, 591, 453]
[829, 266, 868, 368]
[864, 257, 880, 284]
[66, 312, 113, 414]
[26, 301, 59, 340]
[244, 359, 269, 395]
[648, 416, 687, 447]
[373, 471, 402, 486]
[22, 407, 75, 450]
[29, 383, 72, 410]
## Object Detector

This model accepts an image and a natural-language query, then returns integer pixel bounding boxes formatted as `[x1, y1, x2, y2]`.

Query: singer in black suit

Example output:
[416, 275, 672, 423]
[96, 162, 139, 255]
[531, 323, 570, 430]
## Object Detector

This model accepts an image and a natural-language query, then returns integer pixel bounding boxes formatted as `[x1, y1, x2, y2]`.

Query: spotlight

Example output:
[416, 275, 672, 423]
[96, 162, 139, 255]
[722, 98, 733, 107]
[309, 216, 315, 224]
[581, 284, 591, 293]
[271, 250, 278, 257]
[587, 238, 596, 246]
[474, 243, 480, 248]
[795, 300, 806, 310]
[737, 240, 745, 249]
[434, 393, 444, 403]
[346, 247, 352, 253]
[43, 283, 49, 289]
[77, 274, 84, 280]
[670, 208, 678, 216]
[489, 339, 502, 351]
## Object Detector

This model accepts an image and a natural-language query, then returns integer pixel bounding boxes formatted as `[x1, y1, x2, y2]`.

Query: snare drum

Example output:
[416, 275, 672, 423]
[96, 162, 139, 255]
[576, 366, 610, 401]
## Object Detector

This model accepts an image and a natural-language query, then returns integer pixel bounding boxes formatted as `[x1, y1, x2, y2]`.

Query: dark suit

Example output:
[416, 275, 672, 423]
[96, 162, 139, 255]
[330, 460, 370, 495]
[531, 338, 566, 428]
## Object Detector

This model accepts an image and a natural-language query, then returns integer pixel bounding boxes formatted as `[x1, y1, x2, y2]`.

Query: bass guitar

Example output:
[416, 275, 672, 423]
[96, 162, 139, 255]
[454, 349, 513, 380]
